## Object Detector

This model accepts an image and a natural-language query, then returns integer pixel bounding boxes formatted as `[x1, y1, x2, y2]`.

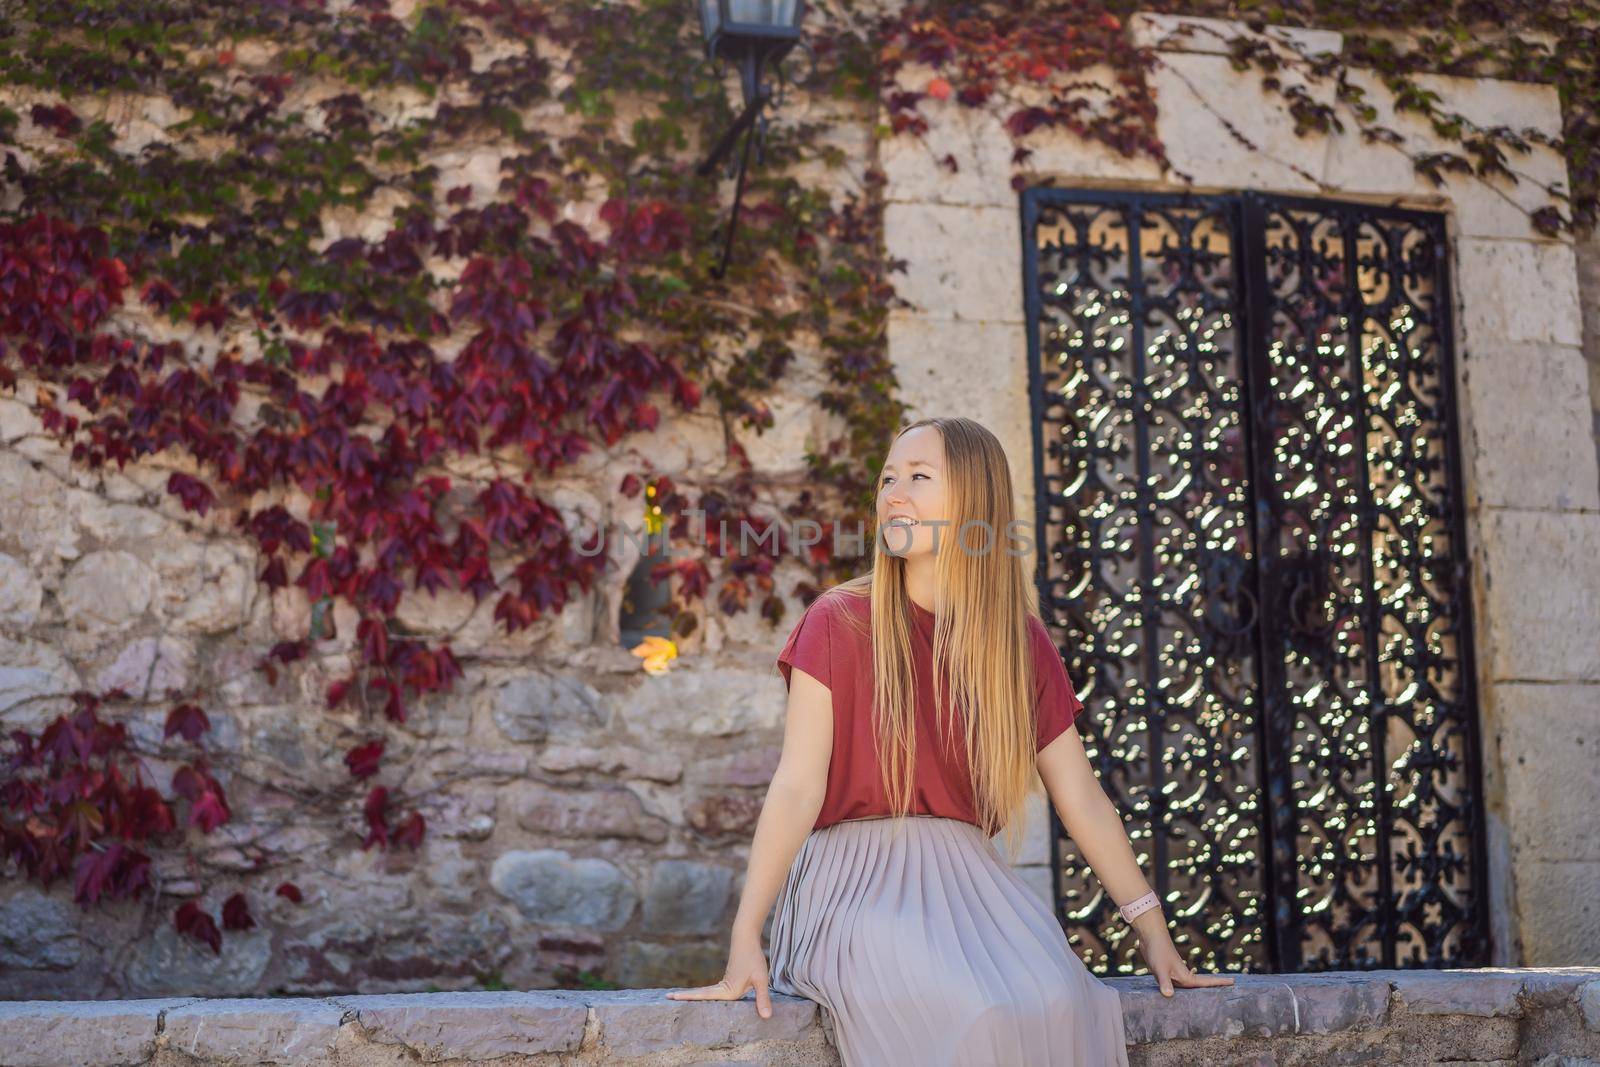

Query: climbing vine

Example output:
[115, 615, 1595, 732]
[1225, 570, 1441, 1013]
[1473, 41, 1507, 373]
[1, 0, 1593, 965]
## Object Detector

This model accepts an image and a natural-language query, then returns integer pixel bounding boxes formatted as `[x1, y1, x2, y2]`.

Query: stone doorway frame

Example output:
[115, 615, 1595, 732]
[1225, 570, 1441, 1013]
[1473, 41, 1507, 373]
[880, 13, 1600, 966]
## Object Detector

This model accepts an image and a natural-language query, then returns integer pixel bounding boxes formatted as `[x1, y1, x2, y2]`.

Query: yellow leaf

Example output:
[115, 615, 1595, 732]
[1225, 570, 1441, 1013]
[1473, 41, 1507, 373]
[630, 635, 678, 675]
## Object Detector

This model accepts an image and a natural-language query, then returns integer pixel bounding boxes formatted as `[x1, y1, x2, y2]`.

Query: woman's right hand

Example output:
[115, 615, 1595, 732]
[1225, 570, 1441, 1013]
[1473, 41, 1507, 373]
[664, 932, 773, 1018]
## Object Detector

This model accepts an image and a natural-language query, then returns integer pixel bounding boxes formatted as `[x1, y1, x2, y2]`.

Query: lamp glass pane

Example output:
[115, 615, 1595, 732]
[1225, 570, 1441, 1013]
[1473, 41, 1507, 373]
[728, 0, 798, 27]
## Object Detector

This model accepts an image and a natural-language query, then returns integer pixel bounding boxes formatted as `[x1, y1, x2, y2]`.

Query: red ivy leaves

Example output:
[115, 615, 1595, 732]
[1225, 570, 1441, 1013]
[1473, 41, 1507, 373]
[175, 899, 221, 954]
[164, 703, 211, 744]
[877, 3, 1168, 171]
[344, 739, 384, 779]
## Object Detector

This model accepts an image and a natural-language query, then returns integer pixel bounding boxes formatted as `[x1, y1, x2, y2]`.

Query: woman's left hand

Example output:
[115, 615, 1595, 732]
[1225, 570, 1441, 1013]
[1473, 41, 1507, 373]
[1135, 917, 1235, 997]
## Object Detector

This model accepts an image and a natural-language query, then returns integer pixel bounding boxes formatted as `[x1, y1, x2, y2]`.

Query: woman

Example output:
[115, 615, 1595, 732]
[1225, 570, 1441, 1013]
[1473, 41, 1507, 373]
[667, 417, 1233, 1065]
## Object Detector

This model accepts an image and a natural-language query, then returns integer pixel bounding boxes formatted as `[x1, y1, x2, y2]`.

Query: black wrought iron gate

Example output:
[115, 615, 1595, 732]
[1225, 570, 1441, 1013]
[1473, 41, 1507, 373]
[1021, 188, 1489, 974]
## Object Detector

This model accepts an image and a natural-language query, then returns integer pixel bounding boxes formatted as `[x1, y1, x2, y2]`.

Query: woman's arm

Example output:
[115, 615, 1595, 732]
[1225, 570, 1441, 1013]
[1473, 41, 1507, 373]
[1036, 724, 1234, 996]
[665, 664, 833, 1017]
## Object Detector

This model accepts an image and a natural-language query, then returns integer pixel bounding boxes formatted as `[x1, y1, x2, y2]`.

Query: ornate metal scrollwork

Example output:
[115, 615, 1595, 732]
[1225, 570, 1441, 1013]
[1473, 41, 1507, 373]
[1021, 188, 1488, 975]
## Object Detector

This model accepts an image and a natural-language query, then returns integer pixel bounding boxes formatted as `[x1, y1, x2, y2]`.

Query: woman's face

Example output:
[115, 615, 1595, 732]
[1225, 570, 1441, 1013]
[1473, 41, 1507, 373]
[876, 425, 946, 558]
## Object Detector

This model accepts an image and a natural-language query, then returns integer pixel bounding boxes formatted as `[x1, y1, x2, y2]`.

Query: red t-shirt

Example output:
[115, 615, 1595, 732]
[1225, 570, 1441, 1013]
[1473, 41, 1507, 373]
[775, 590, 1085, 832]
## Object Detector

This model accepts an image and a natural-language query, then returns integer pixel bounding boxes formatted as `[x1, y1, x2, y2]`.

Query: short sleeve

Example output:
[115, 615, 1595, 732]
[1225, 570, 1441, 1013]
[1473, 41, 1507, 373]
[777, 595, 833, 692]
[1032, 618, 1084, 752]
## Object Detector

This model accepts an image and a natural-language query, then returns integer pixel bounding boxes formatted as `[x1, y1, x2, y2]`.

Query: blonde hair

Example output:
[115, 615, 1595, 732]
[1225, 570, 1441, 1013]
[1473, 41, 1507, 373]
[828, 416, 1047, 863]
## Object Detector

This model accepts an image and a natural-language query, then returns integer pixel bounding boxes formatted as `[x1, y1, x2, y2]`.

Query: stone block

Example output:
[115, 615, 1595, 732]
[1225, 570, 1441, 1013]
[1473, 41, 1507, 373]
[162, 998, 345, 1064]
[58, 549, 157, 629]
[0, 552, 43, 629]
[614, 940, 727, 989]
[1580, 978, 1600, 1031]
[489, 849, 638, 931]
[1149, 51, 1332, 194]
[0, 998, 194, 1067]
[0, 638, 82, 734]
[539, 743, 685, 783]
[686, 792, 764, 838]
[883, 203, 1025, 323]
[0, 888, 83, 971]
[490, 671, 607, 744]
[1456, 238, 1583, 347]
[1478, 510, 1600, 683]
[514, 783, 671, 843]
[1131, 13, 1344, 58]
[993, 791, 1054, 867]
[884, 315, 1037, 530]
[1461, 343, 1599, 511]
[1392, 969, 1525, 1017]
[1515, 861, 1600, 966]
[331, 990, 587, 1059]
[730, 388, 825, 475]
[643, 860, 735, 935]
[587, 989, 817, 1059]
[1116, 974, 1299, 1043]
[1494, 684, 1600, 862]
[1323, 68, 1568, 241]
[1285, 973, 1392, 1033]
[620, 666, 786, 738]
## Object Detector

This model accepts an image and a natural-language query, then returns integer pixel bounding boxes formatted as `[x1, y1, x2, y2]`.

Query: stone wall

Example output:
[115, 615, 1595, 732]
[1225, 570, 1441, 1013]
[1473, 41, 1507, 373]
[875, 10, 1600, 967]
[0, 5, 872, 998]
[1, 969, 1596, 1065]
[2, 3, 1599, 1001]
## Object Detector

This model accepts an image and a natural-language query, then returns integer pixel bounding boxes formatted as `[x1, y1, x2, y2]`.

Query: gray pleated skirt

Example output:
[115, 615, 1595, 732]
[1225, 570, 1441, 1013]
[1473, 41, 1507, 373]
[767, 815, 1129, 1067]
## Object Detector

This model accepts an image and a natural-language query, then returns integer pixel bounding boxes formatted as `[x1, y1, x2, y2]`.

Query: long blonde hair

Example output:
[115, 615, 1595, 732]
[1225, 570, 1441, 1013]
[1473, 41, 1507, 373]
[828, 417, 1047, 863]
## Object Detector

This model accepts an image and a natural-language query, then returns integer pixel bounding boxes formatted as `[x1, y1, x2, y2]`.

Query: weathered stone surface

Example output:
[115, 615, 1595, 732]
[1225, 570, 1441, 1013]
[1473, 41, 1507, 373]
[148, 540, 256, 633]
[1131, 12, 1344, 57]
[121, 918, 274, 996]
[1457, 237, 1584, 347]
[0, 997, 195, 1067]
[1392, 969, 1525, 1017]
[162, 998, 345, 1064]
[0, 552, 44, 629]
[883, 202, 1025, 324]
[694, 747, 780, 788]
[613, 940, 727, 989]
[490, 672, 607, 744]
[538, 743, 685, 783]
[1462, 343, 1600, 512]
[0, 637, 82, 733]
[885, 315, 1036, 531]
[1495, 684, 1600, 863]
[58, 549, 158, 629]
[94, 634, 196, 703]
[642, 860, 735, 935]
[1149, 51, 1332, 195]
[1281, 973, 1392, 1034]
[1516, 861, 1600, 966]
[0, 887, 83, 970]
[515, 784, 671, 843]
[1580, 979, 1600, 1031]
[587, 989, 817, 1059]
[686, 793, 764, 838]
[1478, 510, 1600, 683]
[1322, 68, 1568, 241]
[620, 667, 786, 738]
[489, 849, 637, 930]
[331, 990, 588, 1059]
[423, 840, 482, 908]
[1119, 976, 1300, 1043]
[991, 791, 1052, 866]
[729, 388, 826, 476]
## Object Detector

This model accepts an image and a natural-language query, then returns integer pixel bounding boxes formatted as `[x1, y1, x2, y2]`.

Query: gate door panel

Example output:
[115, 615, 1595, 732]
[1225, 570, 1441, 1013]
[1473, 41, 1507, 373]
[1022, 187, 1489, 974]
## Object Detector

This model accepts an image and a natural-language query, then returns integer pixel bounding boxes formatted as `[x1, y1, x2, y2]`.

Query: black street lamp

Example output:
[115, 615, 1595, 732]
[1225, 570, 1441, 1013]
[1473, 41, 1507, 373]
[695, 0, 809, 278]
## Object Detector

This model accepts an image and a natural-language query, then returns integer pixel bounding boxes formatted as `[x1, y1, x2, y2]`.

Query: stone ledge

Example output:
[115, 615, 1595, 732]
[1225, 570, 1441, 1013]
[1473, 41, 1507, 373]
[0, 969, 1596, 1065]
